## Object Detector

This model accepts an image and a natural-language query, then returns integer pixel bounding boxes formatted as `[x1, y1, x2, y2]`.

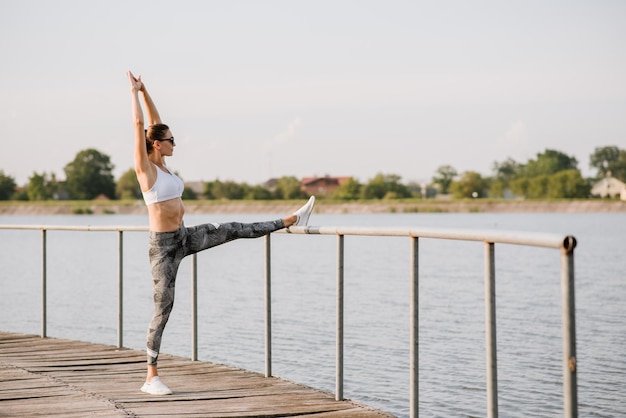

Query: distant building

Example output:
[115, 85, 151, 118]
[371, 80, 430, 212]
[301, 176, 352, 196]
[263, 178, 279, 192]
[185, 181, 206, 198]
[590, 176, 626, 200]
[53, 188, 71, 201]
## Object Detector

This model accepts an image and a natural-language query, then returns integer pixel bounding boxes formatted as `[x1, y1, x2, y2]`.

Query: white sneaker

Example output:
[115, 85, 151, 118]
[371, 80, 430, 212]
[141, 376, 173, 395]
[293, 196, 316, 226]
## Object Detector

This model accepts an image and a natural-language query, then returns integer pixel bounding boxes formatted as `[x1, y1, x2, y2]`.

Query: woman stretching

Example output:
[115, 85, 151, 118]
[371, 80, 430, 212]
[127, 71, 315, 395]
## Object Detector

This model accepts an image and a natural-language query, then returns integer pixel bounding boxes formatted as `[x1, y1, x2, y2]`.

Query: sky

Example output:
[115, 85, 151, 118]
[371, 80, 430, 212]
[1, 0, 625, 186]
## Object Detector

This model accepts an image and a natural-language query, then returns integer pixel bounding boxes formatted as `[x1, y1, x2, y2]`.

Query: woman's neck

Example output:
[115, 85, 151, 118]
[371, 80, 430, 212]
[150, 154, 166, 168]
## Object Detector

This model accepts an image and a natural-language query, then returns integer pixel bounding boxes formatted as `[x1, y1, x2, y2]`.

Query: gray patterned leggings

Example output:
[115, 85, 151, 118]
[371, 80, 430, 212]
[146, 219, 285, 366]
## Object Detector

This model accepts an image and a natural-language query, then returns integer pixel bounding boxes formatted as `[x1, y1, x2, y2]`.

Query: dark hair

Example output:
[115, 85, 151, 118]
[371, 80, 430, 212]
[145, 124, 170, 154]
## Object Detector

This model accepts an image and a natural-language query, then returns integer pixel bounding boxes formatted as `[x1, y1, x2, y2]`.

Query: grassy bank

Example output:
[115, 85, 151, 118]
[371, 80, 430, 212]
[1, 199, 625, 216]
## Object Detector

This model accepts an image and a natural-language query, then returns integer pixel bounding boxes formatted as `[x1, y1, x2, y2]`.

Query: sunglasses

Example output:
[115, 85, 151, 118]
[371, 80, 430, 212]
[156, 137, 175, 145]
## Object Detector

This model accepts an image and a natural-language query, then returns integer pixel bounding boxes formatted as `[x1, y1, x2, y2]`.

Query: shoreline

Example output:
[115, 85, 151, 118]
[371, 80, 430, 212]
[1, 199, 625, 215]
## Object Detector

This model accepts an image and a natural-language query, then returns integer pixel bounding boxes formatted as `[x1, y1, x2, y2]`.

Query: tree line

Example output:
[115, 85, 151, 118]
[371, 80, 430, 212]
[0, 146, 625, 201]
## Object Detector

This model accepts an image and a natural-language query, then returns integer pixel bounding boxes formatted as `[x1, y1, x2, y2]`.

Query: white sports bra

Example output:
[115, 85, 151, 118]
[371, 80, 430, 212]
[142, 165, 184, 206]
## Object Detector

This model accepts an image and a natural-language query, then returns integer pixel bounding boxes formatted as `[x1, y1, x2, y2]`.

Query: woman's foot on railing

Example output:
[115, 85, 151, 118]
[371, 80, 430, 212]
[293, 196, 316, 226]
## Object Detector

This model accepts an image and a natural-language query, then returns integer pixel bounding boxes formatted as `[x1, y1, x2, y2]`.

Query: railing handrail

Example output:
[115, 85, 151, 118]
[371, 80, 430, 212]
[1, 223, 576, 250]
[0, 223, 578, 418]
[0, 224, 149, 232]
[286, 225, 576, 250]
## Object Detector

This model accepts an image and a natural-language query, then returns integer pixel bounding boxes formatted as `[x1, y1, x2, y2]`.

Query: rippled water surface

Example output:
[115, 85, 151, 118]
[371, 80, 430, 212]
[1, 212, 625, 417]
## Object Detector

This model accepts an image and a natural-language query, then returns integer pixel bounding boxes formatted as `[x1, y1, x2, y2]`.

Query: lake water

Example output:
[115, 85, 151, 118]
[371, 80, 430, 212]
[1, 212, 625, 417]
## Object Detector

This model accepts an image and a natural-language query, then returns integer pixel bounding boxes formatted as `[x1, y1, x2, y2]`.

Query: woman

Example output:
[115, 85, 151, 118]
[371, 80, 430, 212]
[127, 71, 315, 395]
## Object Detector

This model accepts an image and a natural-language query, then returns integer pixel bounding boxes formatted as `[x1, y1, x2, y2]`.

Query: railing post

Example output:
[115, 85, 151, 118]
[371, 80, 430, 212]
[410, 236, 419, 418]
[191, 253, 198, 361]
[41, 228, 47, 338]
[562, 240, 577, 417]
[117, 230, 124, 348]
[336, 234, 344, 401]
[264, 234, 272, 377]
[485, 242, 498, 417]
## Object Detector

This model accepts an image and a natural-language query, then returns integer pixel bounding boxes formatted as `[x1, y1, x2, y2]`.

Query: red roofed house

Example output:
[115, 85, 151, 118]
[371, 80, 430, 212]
[301, 176, 352, 196]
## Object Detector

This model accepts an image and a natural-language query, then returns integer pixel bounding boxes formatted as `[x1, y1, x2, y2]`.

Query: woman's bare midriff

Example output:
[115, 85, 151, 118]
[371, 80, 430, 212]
[147, 198, 185, 232]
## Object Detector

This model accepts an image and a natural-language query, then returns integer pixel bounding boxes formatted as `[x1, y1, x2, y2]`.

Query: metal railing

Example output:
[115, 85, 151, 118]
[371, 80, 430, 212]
[0, 223, 578, 418]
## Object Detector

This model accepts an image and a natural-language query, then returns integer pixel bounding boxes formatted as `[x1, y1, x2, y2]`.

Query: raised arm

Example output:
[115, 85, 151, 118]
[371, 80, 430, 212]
[127, 71, 155, 191]
[139, 78, 162, 125]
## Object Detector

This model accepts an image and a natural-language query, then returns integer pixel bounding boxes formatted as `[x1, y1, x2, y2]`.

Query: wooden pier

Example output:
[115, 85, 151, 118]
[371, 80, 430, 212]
[0, 332, 392, 417]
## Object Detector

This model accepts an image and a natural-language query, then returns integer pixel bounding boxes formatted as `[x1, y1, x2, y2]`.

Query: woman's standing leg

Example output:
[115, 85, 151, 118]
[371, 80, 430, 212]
[142, 227, 185, 395]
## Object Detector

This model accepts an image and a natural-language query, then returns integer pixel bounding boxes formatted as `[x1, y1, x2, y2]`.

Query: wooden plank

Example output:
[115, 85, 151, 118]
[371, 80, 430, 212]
[0, 332, 393, 417]
[0, 364, 123, 417]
